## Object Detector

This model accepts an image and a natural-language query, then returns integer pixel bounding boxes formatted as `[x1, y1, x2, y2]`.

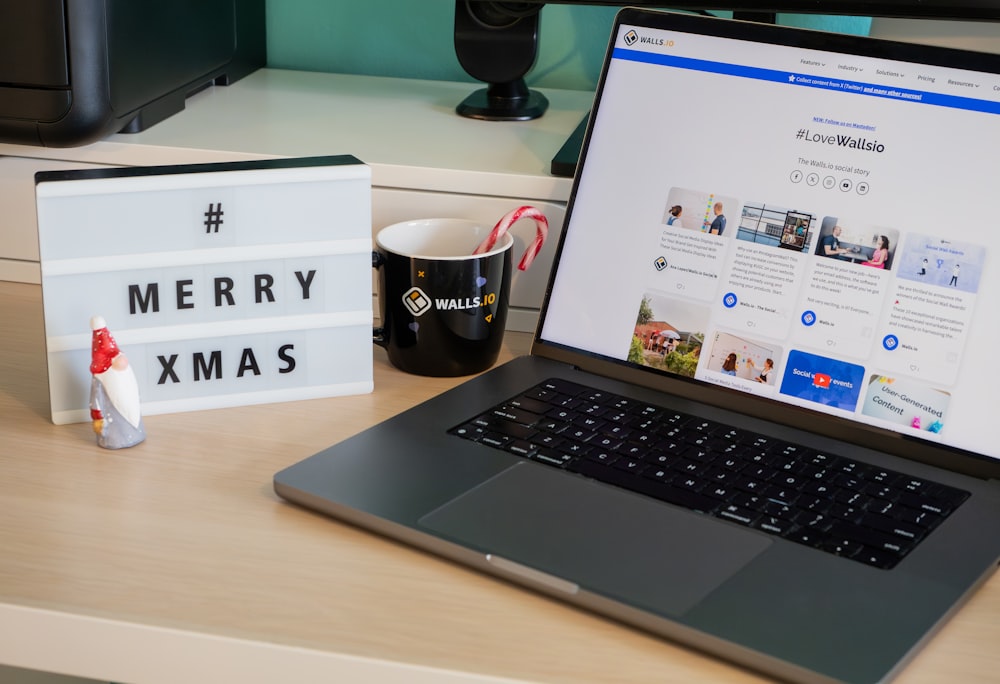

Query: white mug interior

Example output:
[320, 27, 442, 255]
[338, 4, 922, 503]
[376, 218, 514, 260]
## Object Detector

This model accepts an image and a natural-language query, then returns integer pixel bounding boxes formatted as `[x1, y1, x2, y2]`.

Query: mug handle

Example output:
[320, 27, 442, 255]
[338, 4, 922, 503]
[372, 251, 388, 348]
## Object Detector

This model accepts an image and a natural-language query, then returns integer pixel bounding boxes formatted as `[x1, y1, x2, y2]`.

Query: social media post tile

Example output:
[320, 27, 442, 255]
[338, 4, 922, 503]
[861, 374, 950, 438]
[661, 187, 740, 237]
[628, 291, 708, 379]
[870, 234, 984, 386]
[713, 200, 819, 336]
[893, 234, 985, 295]
[793, 259, 887, 360]
[790, 218, 900, 357]
[872, 281, 978, 387]
[716, 241, 808, 339]
[812, 216, 899, 270]
[651, 225, 730, 303]
[736, 202, 818, 255]
[697, 329, 783, 396]
[778, 349, 867, 414]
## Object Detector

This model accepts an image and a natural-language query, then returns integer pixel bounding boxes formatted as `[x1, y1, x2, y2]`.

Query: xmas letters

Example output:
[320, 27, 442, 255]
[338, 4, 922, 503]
[155, 344, 297, 384]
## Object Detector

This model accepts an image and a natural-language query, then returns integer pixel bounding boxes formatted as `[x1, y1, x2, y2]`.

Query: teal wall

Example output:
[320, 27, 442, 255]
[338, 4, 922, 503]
[265, 2, 870, 92]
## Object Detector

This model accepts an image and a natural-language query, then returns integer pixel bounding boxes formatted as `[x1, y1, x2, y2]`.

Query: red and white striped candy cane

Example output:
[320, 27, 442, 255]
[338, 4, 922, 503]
[473, 205, 548, 271]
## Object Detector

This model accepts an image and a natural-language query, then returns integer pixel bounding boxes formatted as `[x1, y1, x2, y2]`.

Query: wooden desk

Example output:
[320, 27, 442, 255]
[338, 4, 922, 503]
[1, 280, 997, 683]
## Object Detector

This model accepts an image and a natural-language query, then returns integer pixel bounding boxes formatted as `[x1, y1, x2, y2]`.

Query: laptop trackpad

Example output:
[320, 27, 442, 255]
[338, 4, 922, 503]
[419, 463, 771, 617]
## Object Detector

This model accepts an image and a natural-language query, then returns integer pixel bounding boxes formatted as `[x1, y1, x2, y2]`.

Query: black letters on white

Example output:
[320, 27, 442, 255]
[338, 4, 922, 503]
[155, 345, 296, 384]
[129, 270, 318, 314]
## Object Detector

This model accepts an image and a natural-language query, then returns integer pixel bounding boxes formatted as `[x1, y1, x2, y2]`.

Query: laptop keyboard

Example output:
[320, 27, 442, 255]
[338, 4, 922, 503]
[449, 378, 969, 570]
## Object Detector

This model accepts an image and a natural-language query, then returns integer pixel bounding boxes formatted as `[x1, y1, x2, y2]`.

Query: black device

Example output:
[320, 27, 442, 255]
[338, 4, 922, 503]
[455, 1, 550, 121]
[0, 0, 265, 147]
[454, 1, 778, 122]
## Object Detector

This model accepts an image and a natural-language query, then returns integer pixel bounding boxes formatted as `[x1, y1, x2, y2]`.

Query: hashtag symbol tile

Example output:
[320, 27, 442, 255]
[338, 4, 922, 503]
[204, 203, 224, 233]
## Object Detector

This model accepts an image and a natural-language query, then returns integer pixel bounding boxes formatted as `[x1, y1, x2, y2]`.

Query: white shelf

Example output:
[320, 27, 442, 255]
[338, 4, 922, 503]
[0, 70, 593, 196]
[0, 70, 594, 330]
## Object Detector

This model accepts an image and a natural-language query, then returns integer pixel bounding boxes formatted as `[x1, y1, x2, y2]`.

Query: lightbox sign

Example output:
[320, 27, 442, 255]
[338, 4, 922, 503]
[36, 156, 373, 425]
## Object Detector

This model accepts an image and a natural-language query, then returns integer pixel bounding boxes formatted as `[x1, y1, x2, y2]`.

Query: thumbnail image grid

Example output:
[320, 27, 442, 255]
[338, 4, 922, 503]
[630, 293, 707, 377]
[704, 331, 780, 385]
[662, 187, 740, 237]
[814, 216, 899, 271]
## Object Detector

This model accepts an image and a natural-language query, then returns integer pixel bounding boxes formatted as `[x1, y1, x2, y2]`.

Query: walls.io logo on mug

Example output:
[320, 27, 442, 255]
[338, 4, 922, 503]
[402, 287, 432, 316]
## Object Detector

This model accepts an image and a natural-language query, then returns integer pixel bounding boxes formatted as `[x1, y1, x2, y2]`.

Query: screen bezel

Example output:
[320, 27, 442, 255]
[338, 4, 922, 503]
[532, 8, 1000, 481]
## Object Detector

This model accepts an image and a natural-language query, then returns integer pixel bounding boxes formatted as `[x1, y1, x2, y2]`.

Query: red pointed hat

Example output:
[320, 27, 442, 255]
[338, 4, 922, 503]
[90, 316, 120, 374]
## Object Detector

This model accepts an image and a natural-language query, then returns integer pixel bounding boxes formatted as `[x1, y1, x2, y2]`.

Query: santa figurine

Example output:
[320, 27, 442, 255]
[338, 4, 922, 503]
[89, 316, 146, 449]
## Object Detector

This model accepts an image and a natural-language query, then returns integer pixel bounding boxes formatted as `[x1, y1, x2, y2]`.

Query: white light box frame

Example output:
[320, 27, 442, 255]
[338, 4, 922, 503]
[36, 155, 373, 425]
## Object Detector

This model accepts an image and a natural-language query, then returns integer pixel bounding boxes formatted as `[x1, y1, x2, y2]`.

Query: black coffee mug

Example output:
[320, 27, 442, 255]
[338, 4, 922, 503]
[373, 218, 514, 376]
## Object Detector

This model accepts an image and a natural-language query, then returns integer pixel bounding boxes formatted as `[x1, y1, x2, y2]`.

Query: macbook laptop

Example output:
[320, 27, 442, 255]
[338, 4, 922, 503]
[275, 9, 1000, 683]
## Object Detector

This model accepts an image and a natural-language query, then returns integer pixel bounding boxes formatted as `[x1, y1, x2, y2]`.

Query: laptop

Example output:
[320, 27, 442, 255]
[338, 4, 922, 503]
[275, 9, 1000, 683]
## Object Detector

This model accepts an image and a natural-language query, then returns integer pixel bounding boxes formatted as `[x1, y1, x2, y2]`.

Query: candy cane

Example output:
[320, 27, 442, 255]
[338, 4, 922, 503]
[473, 205, 549, 271]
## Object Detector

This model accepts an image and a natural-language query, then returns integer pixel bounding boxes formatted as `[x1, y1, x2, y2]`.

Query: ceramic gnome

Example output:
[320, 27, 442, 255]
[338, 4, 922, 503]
[89, 316, 146, 449]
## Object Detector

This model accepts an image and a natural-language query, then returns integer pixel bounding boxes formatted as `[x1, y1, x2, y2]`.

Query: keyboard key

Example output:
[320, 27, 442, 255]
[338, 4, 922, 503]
[898, 490, 964, 516]
[486, 419, 537, 441]
[449, 423, 485, 440]
[753, 516, 796, 536]
[704, 484, 735, 501]
[855, 547, 901, 569]
[507, 441, 535, 456]
[491, 406, 541, 425]
[643, 467, 674, 483]
[718, 505, 758, 526]
[559, 442, 593, 458]
[612, 458, 646, 475]
[732, 491, 767, 512]
[536, 417, 570, 433]
[820, 537, 863, 558]
[585, 450, 619, 465]
[506, 396, 550, 414]
[479, 433, 512, 448]
[785, 527, 831, 549]
[533, 433, 564, 449]
[592, 435, 623, 450]
[859, 513, 925, 542]
[532, 450, 574, 467]
[827, 521, 909, 556]
[892, 505, 940, 529]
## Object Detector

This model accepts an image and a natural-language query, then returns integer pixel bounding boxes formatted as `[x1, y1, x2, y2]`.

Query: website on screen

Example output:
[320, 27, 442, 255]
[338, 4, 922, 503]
[542, 22, 1000, 459]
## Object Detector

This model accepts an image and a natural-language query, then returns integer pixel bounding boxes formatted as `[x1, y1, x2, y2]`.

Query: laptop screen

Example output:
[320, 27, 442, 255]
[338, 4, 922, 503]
[539, 11, 1000, 462]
